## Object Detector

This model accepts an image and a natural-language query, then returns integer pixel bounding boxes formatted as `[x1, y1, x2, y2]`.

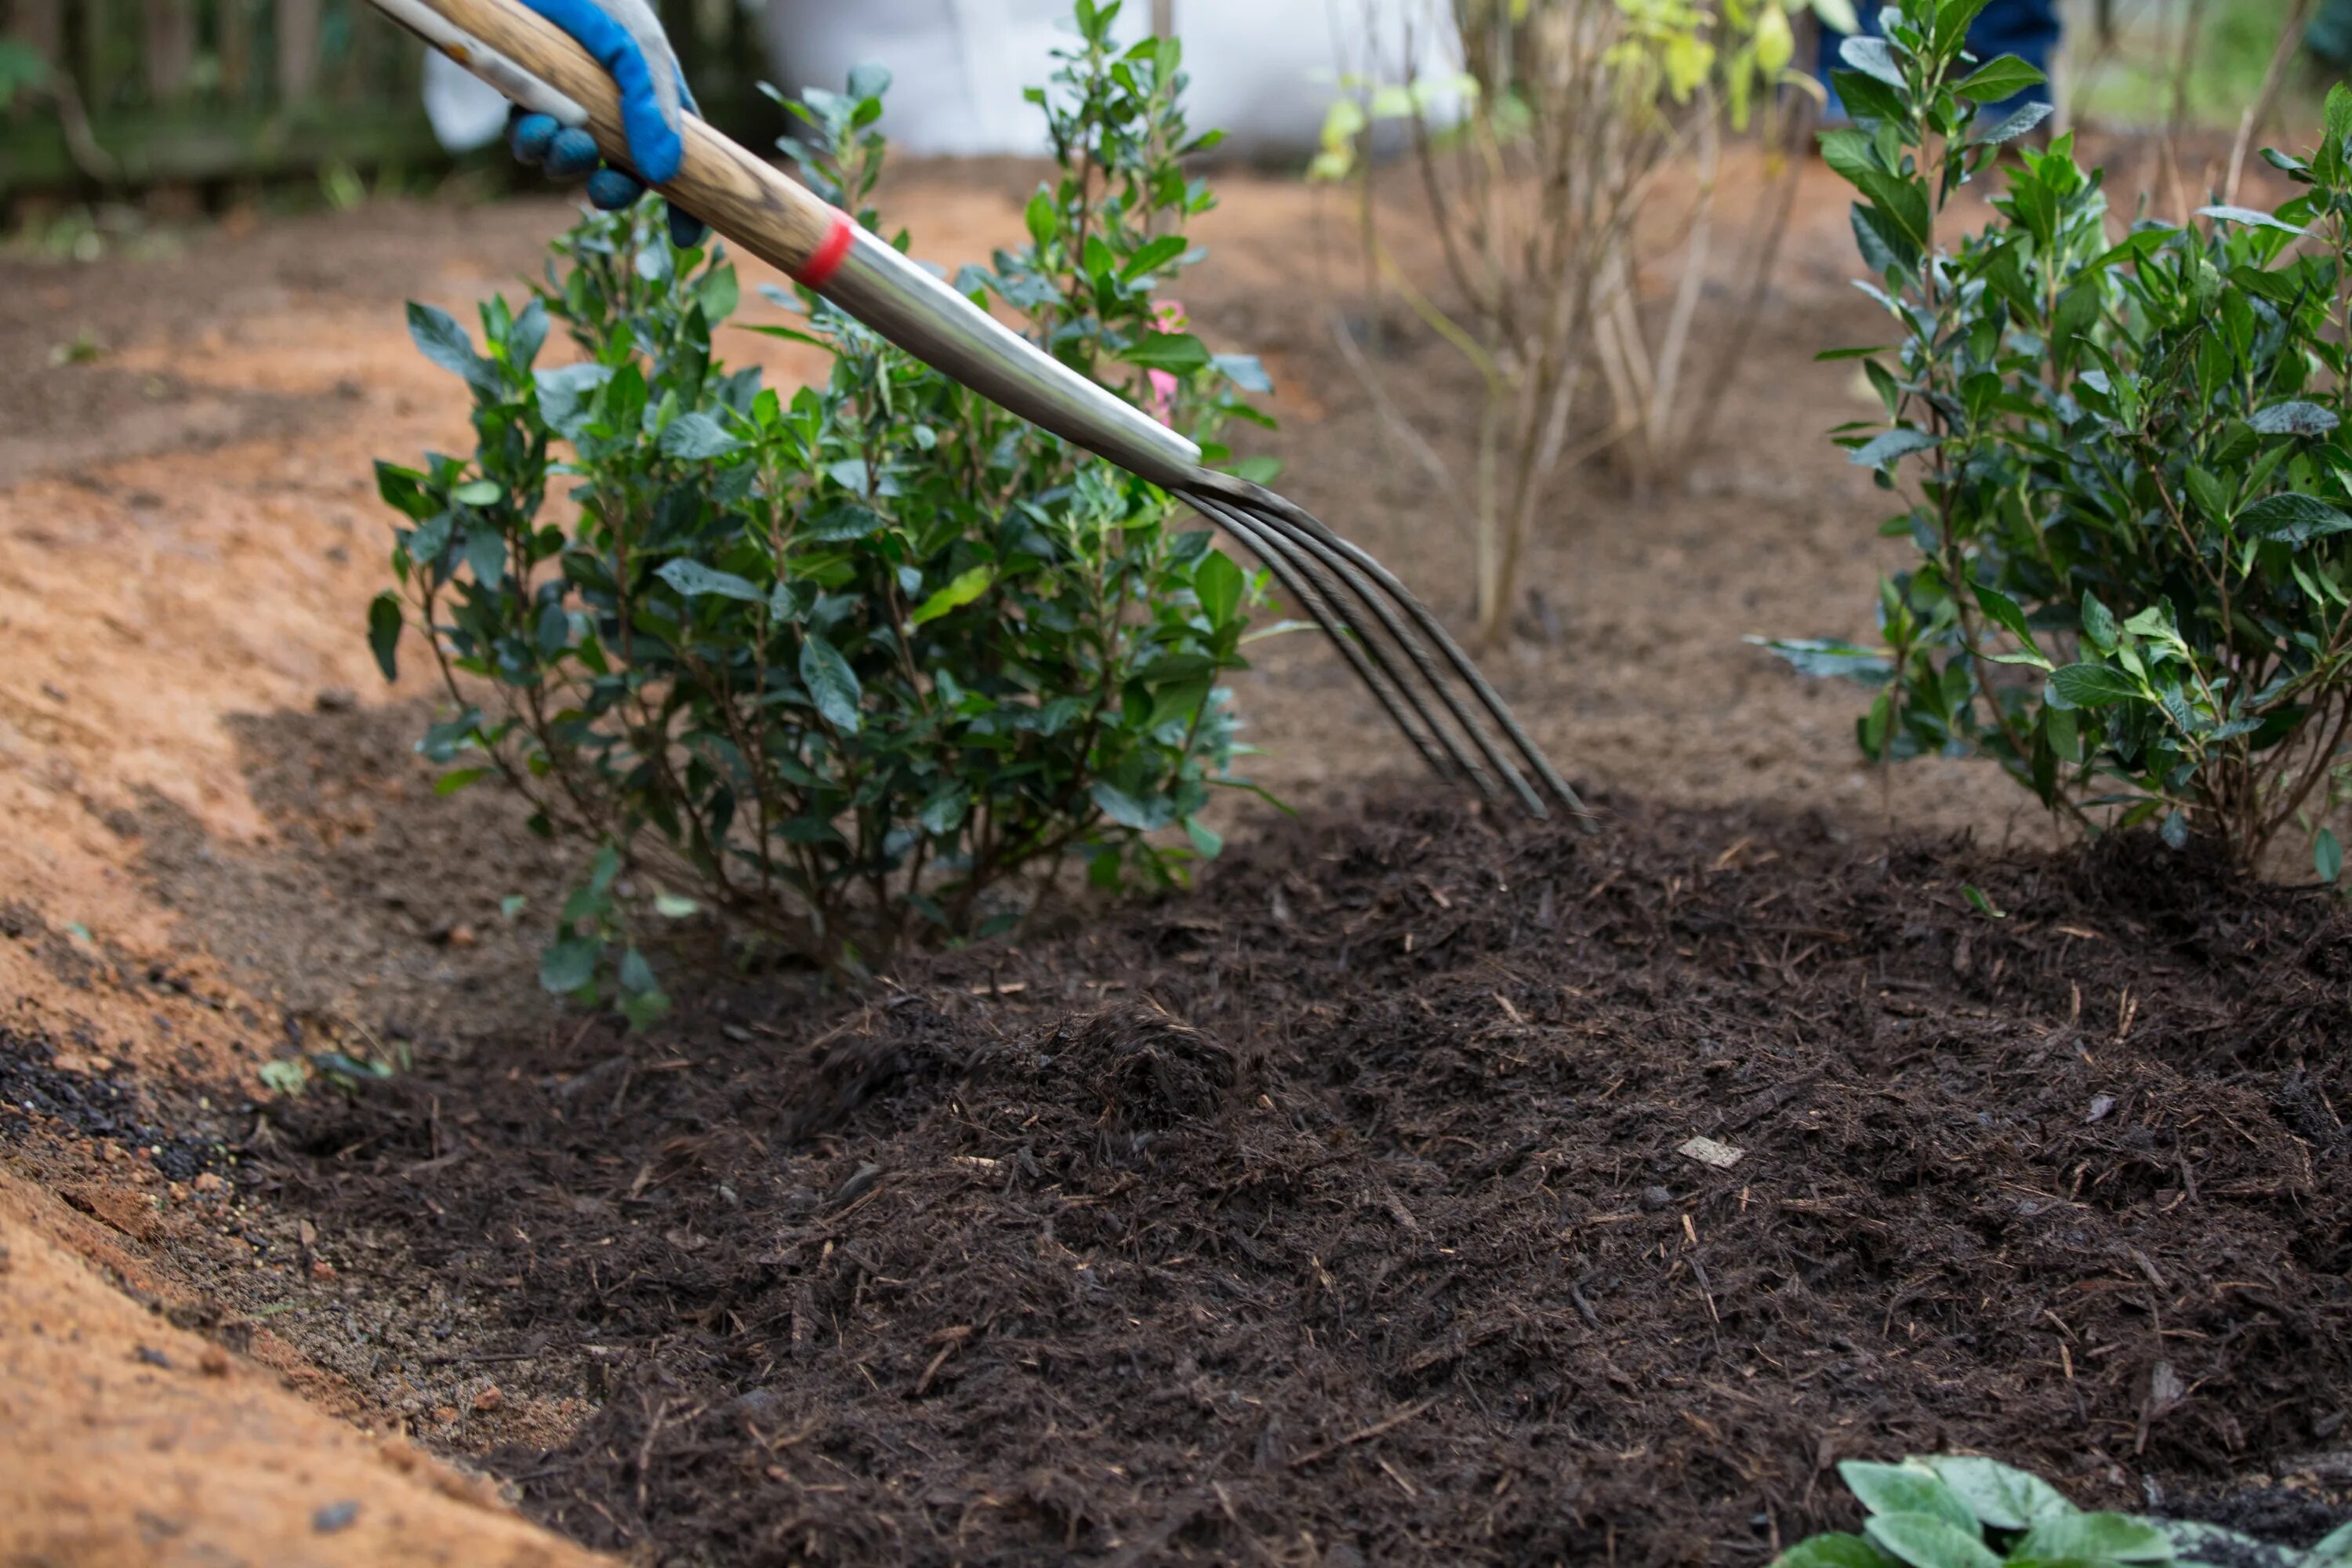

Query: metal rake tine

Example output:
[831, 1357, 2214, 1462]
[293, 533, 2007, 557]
[1185, 495, 1493, 798]
[1201, 475, 1591, 822]
[1187, 485, 1552, 819]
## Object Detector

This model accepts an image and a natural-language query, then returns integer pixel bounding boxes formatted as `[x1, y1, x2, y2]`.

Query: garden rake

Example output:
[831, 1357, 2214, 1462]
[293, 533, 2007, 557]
[366, 0, 1588, 822]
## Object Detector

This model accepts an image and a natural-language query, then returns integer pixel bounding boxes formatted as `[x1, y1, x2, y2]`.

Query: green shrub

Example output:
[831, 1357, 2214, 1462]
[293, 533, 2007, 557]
[1762, 0, 2352, 875]
[1776, 1453, 2352, 1568]
[368, 6, 1276, 1019]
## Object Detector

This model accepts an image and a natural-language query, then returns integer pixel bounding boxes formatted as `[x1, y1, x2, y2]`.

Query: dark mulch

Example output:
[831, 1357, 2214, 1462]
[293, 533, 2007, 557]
[252, 793, 2352, 1566]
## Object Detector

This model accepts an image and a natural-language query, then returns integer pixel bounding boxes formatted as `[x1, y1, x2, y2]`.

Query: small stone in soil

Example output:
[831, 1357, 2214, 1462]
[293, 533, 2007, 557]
[1640, 1185, 1675, 1212]
[312, 1501, 359, 1534]
[133, 1345, 172, 1369]
[314, 688, 357, 713]
[473, 1385, 503, 1412]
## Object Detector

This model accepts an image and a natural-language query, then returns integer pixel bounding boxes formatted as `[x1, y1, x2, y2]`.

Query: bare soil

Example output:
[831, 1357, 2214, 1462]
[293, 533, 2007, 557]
[3, 134, 2347, 1563]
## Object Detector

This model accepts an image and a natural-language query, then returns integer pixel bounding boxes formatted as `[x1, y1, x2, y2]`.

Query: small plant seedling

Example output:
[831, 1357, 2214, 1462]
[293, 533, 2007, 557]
[1778, 1454, 2352, 1568]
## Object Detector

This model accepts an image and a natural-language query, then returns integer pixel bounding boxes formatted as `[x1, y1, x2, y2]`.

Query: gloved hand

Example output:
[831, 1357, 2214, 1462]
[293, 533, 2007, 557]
[505, 0, 709, 248]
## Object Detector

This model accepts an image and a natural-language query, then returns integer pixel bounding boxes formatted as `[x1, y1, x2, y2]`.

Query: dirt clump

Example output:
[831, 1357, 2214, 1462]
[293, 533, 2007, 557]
[190, 792, 2352, 1566]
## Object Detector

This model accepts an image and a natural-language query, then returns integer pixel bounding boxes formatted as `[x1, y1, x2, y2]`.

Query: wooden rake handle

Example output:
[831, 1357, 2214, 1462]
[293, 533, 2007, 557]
[369, 0, 1207, 486]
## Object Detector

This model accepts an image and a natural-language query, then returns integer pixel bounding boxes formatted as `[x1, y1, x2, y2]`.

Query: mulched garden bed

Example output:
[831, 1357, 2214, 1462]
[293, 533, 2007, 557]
[246, 793, 2352, 1565]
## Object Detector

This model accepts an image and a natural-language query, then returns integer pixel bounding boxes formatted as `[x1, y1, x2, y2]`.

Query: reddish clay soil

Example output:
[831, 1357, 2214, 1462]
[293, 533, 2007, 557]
[2, 132, 2346, 1562]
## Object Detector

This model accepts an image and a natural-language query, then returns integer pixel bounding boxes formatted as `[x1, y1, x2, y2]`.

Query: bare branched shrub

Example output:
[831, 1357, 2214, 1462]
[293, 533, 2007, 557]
[1316, 0, 1846, 645]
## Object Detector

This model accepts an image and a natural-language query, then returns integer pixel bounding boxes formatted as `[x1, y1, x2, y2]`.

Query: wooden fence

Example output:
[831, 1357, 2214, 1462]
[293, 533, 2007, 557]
[2, 0, 774, 199]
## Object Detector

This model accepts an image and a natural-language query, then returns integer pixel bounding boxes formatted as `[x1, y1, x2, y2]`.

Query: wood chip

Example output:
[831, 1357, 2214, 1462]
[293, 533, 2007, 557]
[1678, 1135, 1744, 1170]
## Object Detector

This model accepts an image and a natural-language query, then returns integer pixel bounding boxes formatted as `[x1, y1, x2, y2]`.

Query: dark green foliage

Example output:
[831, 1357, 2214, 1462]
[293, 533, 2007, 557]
[369, 9, 1274, 1018]
[1762, 0, 2352, 870]
[1775, 1454, 2352, 1568]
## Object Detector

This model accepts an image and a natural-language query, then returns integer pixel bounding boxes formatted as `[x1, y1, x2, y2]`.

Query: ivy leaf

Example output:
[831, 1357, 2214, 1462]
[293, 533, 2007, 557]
[2238, 493, 2352, 544]
[911, 564, 996, 625]
[800, 632, 862, 732]
[2046, 662, 2143, 708]
[657, 559, 764, 601]
[407, 303, 499, 396]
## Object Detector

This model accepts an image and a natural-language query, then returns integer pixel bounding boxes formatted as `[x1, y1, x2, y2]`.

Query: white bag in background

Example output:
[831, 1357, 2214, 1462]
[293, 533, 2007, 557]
[421, 1, 1464, 161]
[761, 0, 1462, 158]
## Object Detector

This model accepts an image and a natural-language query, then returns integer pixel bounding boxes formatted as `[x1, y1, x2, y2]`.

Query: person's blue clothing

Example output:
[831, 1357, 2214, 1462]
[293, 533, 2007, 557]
[1815, 0, 2060, 122]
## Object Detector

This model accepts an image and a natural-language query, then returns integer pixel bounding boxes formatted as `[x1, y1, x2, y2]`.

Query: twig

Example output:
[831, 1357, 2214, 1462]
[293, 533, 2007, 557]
[2223, 0, 2318, 206]
[1287, 1396, 1440, 1469]
[1324, 307, 1466, 527]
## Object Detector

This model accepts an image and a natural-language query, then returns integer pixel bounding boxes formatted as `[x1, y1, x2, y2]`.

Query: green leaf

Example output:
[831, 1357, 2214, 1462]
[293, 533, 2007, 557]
[1849, 428, 1938, 467]
[1839, 1464, 1981, 1534]
[368, 592, 403, 683]
[539, 936, 600, 996]
[2184, 466, 2230, 523]
[1837, 36, 1906, 86]
[1025, 187, 1058, 249]
[1213, 353, 1273, 393]
[2309, 1519, 2352, 1566]
[1916, 1457, 2073, 1530]
[1090, 780, 1171, 831]
[659, 411, 742, 460]
[2046, 663, 2143, 708]
[2197, 205, 2306, 235]
[2238, 493, 2352, 544]
[1862, 1514, 2002, 1568]
[2318, 827, 2343, 885]
[1962, 884, 2007, 919]
[2248, 401, 2339, 438]
[1774, 1534, 1898, 1568]
[1969, 582, 2042, 655]
[2081, 592, 2119, 652]
[619, 988, 671, 1030]
[1951, 55, 2047, 104]
[1120, 234, 1189, 280]
[1749, 636, 1895, 685]
[1971, 100, 2053, 144]
[617, 946, 657, 995]
[534, 362, 612, 438]
[1121, 332, 1213, 375]
[800, 632, 862, 732]
[655, 892, 700, 918]
[2012, 1513, 2173, 1563]
[453, 478, 503, 506]
[407, 302, 499, 395]
[911, 564, 996, 625]
[657, 559, 764, 601]
[434, 768, 488, 797]
[1196, 550, 1245, 626]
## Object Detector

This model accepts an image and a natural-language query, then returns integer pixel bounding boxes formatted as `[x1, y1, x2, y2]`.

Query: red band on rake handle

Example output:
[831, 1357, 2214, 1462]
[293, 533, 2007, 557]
[792, 212, 857, 289]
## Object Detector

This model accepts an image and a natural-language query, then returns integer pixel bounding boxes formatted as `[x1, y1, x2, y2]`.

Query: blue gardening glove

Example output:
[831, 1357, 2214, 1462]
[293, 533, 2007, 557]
[505, 0, 707, 248]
